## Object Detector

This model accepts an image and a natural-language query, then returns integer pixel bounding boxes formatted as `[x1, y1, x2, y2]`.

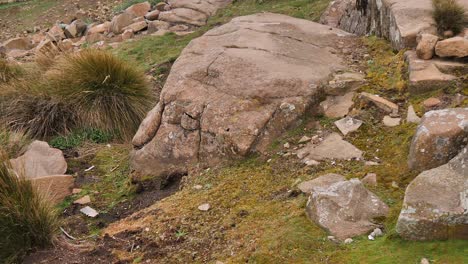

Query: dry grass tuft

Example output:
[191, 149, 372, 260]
[48, 49, 152, 139]
[432, 0, 467, 35]
[0, 153, 58, 262]
[0, 58, 23, 83]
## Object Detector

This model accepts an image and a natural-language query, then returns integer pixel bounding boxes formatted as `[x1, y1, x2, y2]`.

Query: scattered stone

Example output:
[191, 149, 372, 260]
[320, 92, 355, 118]
[365, 161, 380, 166]
[344, 238, 353, 244]
[371, 228, 383, 237]
[397, 146, 468, 240]
[368, 234, 375, 241]
[123, 21, 147, 33]
[57, 39, 73, 51]
[420, 258, 430, 264]
[10, 141, 67, 178]
[110, 12, 136, 34]
[443, 30, 454, 38]
[80, 206, 99, 218]
[145, 10, 160, 21]
[125, 1, 151, 17]
[47, 24, 66, 42]
[405, 51, 460, 94]
[3, 37, 33, 51]
[147, 20, 171, 34]
[306, 178, 389, 240]
[72, 188, 82, 194]
[361, 173, 377, 186]
[334, 116, 363, 135]
[422, 97, 441, 110]
[88, 22, 111, 34]
[416, 34, 438, 60]
[298, 136, 311, 144]
[159, 8, 209, 26]
[198, 203, 211, 211]
[73, 195, 91, 205]
[122, 29, 134, 40]
[283, 142, 290, 149]
[30, 175, 74, 204]
[408, 108, 468, 171]
[325, 72, 365, 95]
[193, 185, 203, 190]
[303, 159, 320, 166]
[435, 37, 468, 58]
[297, 133, 363, 162]
[155, 2, 168, 11]
[407, 105, 421, 124]
[391, 181, 399, 189]
[297, 173, 346, 194]
[64, 19, 87, 38]
[382, 116, 401, 127]
[359, 92, 398, 114]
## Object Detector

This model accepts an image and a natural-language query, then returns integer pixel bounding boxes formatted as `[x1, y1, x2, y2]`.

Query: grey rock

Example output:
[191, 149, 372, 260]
[334, 116, 363, 135]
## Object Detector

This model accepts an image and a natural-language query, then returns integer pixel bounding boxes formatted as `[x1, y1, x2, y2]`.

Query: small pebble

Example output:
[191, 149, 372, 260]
[368, 235, 375, 241]
[373, 228, 383, 237]
[420, 258, 430, 264]
[198, 203, 211, 211]
[344, 238, 353, 244]
[284, 142, 290, 149]
[193, 185, 203, 190]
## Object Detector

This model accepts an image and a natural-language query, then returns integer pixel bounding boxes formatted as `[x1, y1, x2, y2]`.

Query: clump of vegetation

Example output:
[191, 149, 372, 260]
[50, 128, 113, 150]
[0, 58, 22, 83]
[2, 79, 77, 139]
[0, 127, 30, 157]
[48, 50, 152, 139]
[432, 0, 467, 35]
[0, 154, 58, 262]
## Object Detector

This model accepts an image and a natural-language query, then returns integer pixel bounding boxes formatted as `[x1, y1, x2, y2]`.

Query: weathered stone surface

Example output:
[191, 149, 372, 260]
[145, 10, 161, 20]
[435, 37, 468, 58]
[298, 173, 346, 194]
[321, 0, 468, 50]
[88, 22, 111, 34]
[405, 51, 460, 94]
[64, 19, 87, 38]
[334, 116, 362, 135]
[167, 0, 232, 16]
[147, 20, 171, 34]
[85, 32, 106, 43]
[3, 37, 33, 51]
[131, 13, 352, 179]
[47, 24, 66, 42]
[10, 141, 67, 178]
[159, 8, 209, 26]
[325, 72, 365, 96]
[320, 92, 355, 118]
[35, 39, 59, 56]
[297, 133, 363, 161]
[306, 177, 389, 240]
[125, 1, 151, 17]
[408, 108, 468, 171]
[30, 175, 74, 204]
[422, 97, 441, 111]
[397, 146, 468, 240]
[362, 173, 377, 186]
[383, 116, 401, 127]
[416, 33, 438, 60]
[407, 105, 421, 124]
[110, 12, 136, 34]
[123, 21, 148, 33]
[359, 92, 398, 114]
[57, 39, 74, 52]
[319, 0, 354, 28]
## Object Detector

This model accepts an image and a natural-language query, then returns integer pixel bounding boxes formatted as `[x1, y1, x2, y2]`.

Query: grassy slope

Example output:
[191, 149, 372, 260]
[103, 0, 468, 263]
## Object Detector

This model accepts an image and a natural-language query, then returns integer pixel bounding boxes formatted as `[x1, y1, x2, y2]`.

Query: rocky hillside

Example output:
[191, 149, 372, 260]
[0, 0, 467, 263]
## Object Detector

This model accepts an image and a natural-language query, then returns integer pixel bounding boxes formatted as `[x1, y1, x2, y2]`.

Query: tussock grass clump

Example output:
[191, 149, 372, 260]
[0, 154, 58, 262]
[0, 128, 30, 157]
[48, 49, 152, 139]
[2, 79, 77, 139]
[432, 0, 467, 35]
[0, 58, 22, 83]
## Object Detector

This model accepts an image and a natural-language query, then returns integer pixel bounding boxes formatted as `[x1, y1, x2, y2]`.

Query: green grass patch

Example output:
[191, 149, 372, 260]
[49, 128, 113, 150]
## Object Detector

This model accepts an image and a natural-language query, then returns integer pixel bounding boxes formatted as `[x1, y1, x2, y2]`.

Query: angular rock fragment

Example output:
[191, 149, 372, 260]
[397, 146, 468, 240]
[297, 133, 362, 161]
[306, 176, 389, 240]
[408, 108, 468, 171]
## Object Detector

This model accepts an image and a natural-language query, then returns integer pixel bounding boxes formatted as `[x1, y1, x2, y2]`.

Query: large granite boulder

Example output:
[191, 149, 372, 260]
[125, 1, 152, 17]
[408, 108, 468, 171]
[159, 0, 232, 26]
[110, 12, 136, 34]
[131, 13, 353, 179]
[305, 174, 389, 240]
[396, 146, 468, 240]
[435, 37, 468, 58]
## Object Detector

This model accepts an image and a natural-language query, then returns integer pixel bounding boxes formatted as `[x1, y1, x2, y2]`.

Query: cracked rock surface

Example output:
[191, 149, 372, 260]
[131, 13, 354, 179]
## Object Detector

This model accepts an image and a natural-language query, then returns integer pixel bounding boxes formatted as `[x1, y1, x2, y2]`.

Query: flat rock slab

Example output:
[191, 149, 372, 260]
[405, 51, 460, 94]
[320, 92, 355, 118]
[408, 108, 468, 171]
[397, 146, 468, 240]
[305, 175, 389, 240]
[297, 133, 363, 161]
[131, 13, 353, 179]
[10, 140, 67, 178]
[335, 116, 362, 135]
[30, 175, 74, 204]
